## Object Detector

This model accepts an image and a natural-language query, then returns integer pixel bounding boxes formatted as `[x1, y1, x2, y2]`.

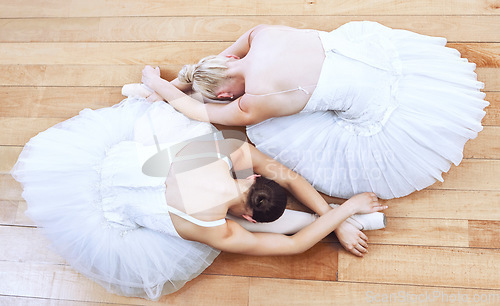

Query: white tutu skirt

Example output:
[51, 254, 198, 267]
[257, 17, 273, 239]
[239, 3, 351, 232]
[11, 98, 220, 300]
[248, 21, 489, 199]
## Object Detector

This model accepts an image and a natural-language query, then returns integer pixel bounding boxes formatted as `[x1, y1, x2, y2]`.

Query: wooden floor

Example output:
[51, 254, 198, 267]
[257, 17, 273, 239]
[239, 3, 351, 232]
[1, 1, 499, 305]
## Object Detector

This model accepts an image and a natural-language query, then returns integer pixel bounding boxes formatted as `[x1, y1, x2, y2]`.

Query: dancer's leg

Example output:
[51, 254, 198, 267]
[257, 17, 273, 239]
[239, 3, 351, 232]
[227, 204, 386, 234]
[226, 209, 318, 235]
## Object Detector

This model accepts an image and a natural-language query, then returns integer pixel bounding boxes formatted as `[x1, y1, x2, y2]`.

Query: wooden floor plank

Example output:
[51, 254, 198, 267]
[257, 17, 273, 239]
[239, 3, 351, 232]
[249, 278, 500, 305]
[468, 220, 500, 248]
[0, 146, 23, 173]
[0, 261, 250, 305]
[448, 43, 500, 68]
[0, 200, 20, 226]
[0, 296, 125, 306]
[430, 159, 500, 191]
[2, 0, 500, 18]
[480, 68, 500, 92]
[0, 65, 147, 87]
[204, 242, 338, 281]
[462, 126, 500, 159]
[0, 225, 339, 281]
[0, 215, 476, 271]
[0, 174, 23, 201]
[0, 42, 229, 66]
[0, 117, 62, 146]
[0, 17, 99, 43]
[1, 42, 499, 67]
[0, 200, 33, 226]
[338, 244, 500, 289]
[1, 227, 496, 302]
[366, 217, 469, 247]
[383, 190, 500, 221]
[0, 87, 122, 119]
[1, 16, 499, 43]
[0, 226, 63, 264]
[484, 92, 500, 127]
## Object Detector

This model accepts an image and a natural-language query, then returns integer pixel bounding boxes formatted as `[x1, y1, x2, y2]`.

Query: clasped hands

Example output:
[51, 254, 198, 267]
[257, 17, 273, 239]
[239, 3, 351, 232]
[141, 65, 165, 102]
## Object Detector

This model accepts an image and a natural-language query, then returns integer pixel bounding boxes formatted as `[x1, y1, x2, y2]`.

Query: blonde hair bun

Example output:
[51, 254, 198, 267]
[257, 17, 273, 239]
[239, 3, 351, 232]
[177, 55, 230, 99]
[178, 64, 197, 84]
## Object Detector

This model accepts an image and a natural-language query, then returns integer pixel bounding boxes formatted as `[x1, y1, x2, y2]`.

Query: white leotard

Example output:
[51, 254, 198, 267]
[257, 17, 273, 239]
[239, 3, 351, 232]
[164, 150, 231, 227]
[142, 120, 230, 227]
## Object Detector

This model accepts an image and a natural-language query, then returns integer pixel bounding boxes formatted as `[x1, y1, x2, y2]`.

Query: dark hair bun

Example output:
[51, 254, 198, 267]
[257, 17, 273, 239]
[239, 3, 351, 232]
[247, 176, 287, 223]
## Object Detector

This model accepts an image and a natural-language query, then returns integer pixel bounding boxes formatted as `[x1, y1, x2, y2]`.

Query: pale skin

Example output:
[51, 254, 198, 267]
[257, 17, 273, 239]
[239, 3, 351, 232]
[167, 138, 387, 257]
[141, 24, 325, 125]
[140, 25, 378, 256]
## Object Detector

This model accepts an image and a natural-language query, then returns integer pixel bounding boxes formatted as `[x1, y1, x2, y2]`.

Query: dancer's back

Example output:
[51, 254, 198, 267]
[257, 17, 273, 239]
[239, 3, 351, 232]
[238, 25, 325, 113]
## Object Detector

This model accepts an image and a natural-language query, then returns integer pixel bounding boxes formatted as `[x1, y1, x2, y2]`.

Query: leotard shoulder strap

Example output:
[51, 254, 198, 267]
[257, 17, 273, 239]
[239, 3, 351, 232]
[245, 85, 317, 97]
[164, 147, 229, 227]
[164, 146, 230, 227]
[166, 205, 226, 227]
[142, 115, 230, 227]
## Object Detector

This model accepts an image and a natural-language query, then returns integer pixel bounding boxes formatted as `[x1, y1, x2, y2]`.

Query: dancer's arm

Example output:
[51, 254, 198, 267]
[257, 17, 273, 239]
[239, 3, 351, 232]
[217, 25, 259, 59]
[219, 24, 292, 59]
[170, 78, 192, 93]
[165, 26, 259, 94]
[228, 139, 334, 216]
[143, 66, 282, 125]
[190, 192, 384, 256]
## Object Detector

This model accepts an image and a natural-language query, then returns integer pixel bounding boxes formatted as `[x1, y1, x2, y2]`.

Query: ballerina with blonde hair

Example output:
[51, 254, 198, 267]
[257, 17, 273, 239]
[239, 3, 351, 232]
[138, 21, 488, 201]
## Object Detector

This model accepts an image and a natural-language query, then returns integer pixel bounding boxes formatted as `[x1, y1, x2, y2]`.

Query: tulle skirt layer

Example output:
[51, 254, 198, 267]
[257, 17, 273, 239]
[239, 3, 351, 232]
[248, 21, 489, 199]
[11, 98, 220, 300]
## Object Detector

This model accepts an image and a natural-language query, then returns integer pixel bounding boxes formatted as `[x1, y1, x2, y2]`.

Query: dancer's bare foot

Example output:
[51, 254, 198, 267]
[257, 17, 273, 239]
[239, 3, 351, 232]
[334, 221, 369, 257]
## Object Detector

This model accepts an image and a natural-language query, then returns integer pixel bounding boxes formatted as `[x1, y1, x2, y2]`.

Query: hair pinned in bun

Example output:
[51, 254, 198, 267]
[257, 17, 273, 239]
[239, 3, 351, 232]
[177, 64, 197, 84]
[176, 55, 231, 99]
[247, 176, 287, 223]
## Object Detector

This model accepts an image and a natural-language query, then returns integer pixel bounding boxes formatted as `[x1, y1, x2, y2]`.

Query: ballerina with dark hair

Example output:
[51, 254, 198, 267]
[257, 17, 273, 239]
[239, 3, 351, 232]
[12, 97, 386, 300]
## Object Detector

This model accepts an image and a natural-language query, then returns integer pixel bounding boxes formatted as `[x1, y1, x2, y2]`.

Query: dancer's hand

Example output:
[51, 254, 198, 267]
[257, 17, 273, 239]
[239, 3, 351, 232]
[345, 192, 387, 215]
[334, 221, 369, 257]
[142, 65, 161, 88]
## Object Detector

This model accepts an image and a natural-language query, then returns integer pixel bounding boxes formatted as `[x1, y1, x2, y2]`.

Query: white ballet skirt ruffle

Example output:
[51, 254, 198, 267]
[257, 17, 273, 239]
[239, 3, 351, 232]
[247, 21, 489, 199]
[11, 97, 220, 300]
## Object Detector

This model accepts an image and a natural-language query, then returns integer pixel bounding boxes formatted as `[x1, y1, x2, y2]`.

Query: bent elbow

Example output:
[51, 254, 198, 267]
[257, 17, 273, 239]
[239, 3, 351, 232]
[287, 237, 309, 255]
[221, 111, 262, 126]
[237, 107, 269, 125]
[239, 114, 262, 126]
